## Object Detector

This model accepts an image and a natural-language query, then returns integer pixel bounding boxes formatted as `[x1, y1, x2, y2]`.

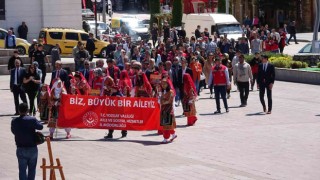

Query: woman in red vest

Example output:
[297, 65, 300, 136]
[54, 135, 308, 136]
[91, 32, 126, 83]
[90, 68, 104, 96]
[182, 73, 198, 126]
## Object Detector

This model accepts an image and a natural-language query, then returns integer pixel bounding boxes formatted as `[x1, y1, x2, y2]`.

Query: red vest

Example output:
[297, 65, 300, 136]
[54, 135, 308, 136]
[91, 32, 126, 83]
[212, 65, 227, 86]
[92, 77, 103, 90]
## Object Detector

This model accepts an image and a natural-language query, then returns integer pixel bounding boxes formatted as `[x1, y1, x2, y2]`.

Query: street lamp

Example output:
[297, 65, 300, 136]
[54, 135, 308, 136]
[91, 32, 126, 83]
[91, 0, 101, 38]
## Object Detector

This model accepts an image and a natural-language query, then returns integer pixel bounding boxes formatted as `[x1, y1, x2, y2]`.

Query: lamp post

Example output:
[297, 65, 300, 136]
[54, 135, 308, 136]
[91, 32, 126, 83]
[91, 0, 101, 38]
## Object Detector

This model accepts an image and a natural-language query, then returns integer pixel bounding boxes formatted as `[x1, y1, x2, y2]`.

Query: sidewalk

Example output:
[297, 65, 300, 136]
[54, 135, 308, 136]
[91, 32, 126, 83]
[1, 74, 320, 179]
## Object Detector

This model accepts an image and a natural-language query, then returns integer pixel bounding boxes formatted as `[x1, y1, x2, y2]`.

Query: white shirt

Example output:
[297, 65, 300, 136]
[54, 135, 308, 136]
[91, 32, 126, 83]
[14, 68, 19, 85]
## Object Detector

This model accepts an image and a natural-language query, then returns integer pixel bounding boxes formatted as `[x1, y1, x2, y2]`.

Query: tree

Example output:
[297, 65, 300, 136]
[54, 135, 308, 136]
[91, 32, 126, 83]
[149, 0, 161, 29]
[218, 0, 226, 13]
[171, 0, 183, 27]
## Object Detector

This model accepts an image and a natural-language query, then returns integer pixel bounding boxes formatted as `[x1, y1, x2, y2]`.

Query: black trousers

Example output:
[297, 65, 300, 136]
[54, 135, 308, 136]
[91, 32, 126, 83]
[214, 85, 228, 111]
[39, 66, 46, 84]
[27, 91, 38, 114]
[108, 130, 127, 136]
[152, 36, 157, 47]
[209, 84, 213, 94]
[12, 85, 27, 114]
[88, 51, 94, 61]
[288, 34, 297, 43]
[237, 81, 249, 105]
[259, 84, 272, 111]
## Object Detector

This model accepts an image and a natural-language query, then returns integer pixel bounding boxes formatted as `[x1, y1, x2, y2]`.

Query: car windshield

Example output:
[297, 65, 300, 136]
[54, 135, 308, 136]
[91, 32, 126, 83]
[299, 44, 312, 53]
[122, 18, 144, 29]
[82, 9, 92, 13]
[217, 24, 243, 34]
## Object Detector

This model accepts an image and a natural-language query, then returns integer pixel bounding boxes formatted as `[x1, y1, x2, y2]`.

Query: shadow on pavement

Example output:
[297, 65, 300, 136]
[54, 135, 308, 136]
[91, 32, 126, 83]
[228, 106, 242, 109]
[176, 125, 189, 129]
[0, 114, 17, 117]
[315, 114, 320, 116]
[199, 113, 216, 116]
[0, 89, 10, 91]
[142, 133, 159, 137]
[246, 112, 266, 116]
[54, 138, 162, 146]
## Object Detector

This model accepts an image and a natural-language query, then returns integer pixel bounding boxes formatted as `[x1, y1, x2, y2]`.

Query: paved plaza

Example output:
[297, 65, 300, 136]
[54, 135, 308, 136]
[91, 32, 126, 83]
[0, 73, 319, 180]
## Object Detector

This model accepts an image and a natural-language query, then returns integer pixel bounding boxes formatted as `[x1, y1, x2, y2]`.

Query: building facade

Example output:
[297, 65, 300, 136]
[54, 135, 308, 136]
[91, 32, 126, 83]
[231, 0, 315, 31]
[0, 0, 82, 42]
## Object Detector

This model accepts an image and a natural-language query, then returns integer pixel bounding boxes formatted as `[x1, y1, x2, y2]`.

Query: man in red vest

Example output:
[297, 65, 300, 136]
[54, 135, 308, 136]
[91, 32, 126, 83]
[208, 58, 231, 114]
[107, 58, 120, 85]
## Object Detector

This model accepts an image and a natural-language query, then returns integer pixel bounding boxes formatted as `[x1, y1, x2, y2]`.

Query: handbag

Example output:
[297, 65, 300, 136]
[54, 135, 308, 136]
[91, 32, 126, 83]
[34, 131, 46, 145]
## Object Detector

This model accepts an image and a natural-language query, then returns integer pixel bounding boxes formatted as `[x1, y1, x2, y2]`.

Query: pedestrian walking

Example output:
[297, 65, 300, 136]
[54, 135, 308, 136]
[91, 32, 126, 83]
[257, 55, 275, 114]
[287, 21, 298, 44]
[23, 64, 41, 116]
[233, 54, 253, 107]
[10, 59, 27, 115]
[208, 58, 231, 114]
[32, 44, 50, 84]
[86, 33, 95, 61]
[11, 103, 43, 180]
[50, 44, 61, 70]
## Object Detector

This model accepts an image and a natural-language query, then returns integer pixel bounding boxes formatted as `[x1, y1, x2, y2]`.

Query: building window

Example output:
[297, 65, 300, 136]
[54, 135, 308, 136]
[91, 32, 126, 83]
[0, 0, 5, 20]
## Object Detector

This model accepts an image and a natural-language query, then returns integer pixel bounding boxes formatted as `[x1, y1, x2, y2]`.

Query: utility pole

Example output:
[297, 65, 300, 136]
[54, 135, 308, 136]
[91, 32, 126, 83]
[102, 0, 106, 23]
[312, 0, 320, 53]
[226, 0, 229, 14]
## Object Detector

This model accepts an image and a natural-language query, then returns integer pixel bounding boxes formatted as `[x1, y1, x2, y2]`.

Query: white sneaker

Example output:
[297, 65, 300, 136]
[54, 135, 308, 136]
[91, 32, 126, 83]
[161, 139, 169, 144]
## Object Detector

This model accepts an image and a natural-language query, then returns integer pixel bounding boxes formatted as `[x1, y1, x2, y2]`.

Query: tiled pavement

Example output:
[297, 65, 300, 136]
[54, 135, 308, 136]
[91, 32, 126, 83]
[0, 74, 320, 180]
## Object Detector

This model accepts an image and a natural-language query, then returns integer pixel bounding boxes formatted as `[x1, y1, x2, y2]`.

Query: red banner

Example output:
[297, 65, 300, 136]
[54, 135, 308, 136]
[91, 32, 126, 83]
[57, 94, 161, 130]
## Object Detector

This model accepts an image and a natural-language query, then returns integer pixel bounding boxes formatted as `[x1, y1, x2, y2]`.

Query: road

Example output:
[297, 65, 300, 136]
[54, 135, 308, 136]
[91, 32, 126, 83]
[0, 74, 319, 180]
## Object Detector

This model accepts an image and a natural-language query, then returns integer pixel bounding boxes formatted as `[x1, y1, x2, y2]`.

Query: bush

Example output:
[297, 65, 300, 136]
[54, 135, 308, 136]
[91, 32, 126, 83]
[269, 56, 292, 68]
[290, 61, 302, 69]
[301, 62, 308, 68]
[318, 62, 320, 68]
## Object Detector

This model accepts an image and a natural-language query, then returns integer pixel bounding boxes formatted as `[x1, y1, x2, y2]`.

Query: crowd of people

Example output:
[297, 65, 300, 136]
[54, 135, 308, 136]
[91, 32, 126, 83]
[9, 21, 280, 180]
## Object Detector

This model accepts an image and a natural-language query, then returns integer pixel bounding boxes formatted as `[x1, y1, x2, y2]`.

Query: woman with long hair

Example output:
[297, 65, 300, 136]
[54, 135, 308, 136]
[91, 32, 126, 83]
[160, 77, 177, 144]
[119, 70, 132, 97]
[23, 64, 41, 116]
[183, 73, 198, 126]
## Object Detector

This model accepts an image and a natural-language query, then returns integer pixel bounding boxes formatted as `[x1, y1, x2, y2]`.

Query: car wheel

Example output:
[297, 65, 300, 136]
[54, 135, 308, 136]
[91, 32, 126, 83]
[100, 47, 107, 58]
[16, 46, 26, 55]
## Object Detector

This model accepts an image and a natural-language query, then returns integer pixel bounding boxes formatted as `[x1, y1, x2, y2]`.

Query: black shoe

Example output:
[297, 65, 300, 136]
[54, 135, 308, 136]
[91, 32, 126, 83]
[239, 104, 246, 107]
[121, 134, 127, 138]
[104, 134, 113, 139]
[226, 109, 229, 113]
[263, 107, 267, 113]
[14, 113, 19, 115]
[295, 42, 299, 44]
[214, 110, 221, 114]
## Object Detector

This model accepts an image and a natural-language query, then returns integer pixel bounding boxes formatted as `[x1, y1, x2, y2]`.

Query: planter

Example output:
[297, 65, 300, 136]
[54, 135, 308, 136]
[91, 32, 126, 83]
[275, 68, 320, 85]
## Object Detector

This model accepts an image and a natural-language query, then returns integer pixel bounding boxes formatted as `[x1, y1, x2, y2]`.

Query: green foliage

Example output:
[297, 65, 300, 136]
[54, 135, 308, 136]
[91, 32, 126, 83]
[318, 62, 320, 68]
[218, 0, 226, 13]
[290, 61, 302, 69]
[149, 0, 161, 28]
[171, 0, 183, 27]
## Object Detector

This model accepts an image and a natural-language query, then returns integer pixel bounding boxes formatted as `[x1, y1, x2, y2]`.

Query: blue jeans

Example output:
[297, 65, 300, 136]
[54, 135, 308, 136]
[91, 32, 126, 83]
[194, 79, 200, 94]
[174, 87, 180, 103]
[16, 147, 38, 180]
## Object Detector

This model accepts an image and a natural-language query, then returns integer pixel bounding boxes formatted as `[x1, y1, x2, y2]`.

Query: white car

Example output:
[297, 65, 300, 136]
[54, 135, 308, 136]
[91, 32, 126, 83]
[82, 9, 94, 20]
[87, 21, 111, 39]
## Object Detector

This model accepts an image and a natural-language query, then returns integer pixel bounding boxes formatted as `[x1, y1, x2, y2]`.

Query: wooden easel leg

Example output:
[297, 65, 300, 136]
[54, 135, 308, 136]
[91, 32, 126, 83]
[56, 158, 65, 180]
[41, 158, 46, 180]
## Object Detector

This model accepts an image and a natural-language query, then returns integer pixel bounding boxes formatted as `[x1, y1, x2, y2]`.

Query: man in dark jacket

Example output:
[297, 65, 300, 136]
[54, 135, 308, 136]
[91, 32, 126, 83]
[163, 21, 170, 43]
[10, 59, 27, 115]
[11, 103, 43, 180]
[18, 21, 28, 40]
[287, 21, 298, 44]
[257, 55, 275, 114]
[8, 50, 23, 71]
[86, 33, 96, 61]
[195, 25, 201, 39]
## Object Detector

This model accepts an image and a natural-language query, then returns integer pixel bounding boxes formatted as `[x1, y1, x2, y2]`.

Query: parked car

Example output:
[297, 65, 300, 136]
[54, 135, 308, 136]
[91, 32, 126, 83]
[0, 28, 30, 55]
[297, 43, 312, 53]
[87, 20, 111, 39]
[114, 16, 150, 42]
[38, 28, 109, 57]
[82, 9, 94, 20]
